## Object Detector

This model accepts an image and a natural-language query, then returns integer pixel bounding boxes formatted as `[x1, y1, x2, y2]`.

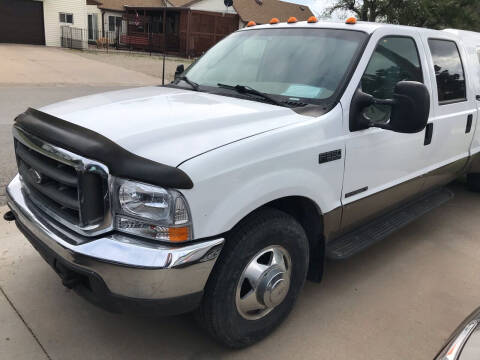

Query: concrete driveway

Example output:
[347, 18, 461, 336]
[0, 44, 164, 205]
[1, 182, 480, 359]
[0, 44, 160, 86]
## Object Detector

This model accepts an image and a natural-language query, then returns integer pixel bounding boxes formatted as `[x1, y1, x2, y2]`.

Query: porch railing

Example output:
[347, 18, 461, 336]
[60, 26, 123, 51]
[60, 26, 182, 55]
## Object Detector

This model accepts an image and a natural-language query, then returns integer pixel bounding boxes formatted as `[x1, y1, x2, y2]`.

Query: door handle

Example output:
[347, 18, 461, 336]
[466, 114, 473, 133]
[424, 123, 433, 145]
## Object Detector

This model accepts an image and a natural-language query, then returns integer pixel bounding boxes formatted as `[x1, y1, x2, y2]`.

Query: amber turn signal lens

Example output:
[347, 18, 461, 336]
[270, 17, 280, 24]
[345, 17, 357, 24]
[287, 16, 297, 23]
[168, 227, 190, 242]
[307, 16, 318, 23]
[246, 20, 256, 27]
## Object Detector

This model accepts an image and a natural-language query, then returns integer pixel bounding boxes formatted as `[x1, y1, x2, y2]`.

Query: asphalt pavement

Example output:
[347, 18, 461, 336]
[0, 86, 130, 205]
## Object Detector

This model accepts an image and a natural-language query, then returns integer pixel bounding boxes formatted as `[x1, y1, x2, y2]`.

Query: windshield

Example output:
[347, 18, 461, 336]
[184, 28, 367, 104]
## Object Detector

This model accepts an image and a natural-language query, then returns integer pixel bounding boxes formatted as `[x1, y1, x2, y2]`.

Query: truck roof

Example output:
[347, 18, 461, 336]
[444, 28, 480, 44]
[240, 20, 385, 33]
[240, 20, 477, 41]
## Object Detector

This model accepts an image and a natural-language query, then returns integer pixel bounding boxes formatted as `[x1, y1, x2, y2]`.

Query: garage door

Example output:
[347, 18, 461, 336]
[0, 0, 45, 45]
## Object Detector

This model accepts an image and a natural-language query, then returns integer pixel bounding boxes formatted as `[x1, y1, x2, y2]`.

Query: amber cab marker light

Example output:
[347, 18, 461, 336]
[287, 16, 298, 23]
[345, 17, 357, 24]
[246, 20, 256, 27]
[307, 16, 318, 23]
[270, 17, 280, 24]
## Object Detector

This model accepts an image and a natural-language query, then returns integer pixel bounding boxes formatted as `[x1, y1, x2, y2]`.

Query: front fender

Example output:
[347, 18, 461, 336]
[179, 105, 345, 239]
[198, 169, 330, 238]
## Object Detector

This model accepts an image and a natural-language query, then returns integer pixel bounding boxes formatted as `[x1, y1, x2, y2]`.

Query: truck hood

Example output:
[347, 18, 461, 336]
[39, 86, 303, 167]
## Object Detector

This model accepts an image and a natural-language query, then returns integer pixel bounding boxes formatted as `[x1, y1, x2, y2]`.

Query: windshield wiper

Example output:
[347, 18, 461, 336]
[175, 76, 199, 91]
[217, 83, 283, 107]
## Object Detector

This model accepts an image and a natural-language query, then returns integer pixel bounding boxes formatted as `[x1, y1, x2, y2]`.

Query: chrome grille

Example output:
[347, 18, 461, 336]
[13, 127, 113, 236]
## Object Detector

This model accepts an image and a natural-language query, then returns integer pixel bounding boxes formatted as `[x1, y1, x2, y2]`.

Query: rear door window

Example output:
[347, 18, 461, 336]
[428, 39, 467, 104]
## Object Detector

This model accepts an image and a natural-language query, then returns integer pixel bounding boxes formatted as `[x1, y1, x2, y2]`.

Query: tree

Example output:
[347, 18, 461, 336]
[326, 0, 480, 31]
[326, 0, 393, 22]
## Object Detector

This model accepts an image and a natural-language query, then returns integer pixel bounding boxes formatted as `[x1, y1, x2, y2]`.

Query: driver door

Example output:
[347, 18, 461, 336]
[340, 29, 434, 232]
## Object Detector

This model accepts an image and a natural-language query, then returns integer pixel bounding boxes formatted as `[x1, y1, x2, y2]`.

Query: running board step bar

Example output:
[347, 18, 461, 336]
[326, 187, 454, 260]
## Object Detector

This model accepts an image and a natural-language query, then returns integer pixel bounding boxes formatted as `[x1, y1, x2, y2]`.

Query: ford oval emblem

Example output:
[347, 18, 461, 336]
[29, 168, 43, 184]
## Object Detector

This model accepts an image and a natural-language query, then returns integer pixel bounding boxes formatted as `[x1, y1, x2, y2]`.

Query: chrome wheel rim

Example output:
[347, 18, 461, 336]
[235, 245, 292, 320]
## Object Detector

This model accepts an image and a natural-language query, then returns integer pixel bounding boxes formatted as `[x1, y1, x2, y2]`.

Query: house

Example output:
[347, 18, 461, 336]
[97, 0, 313, 56]
[0, 0, 312, 55]
[0, 0, 102, 47]
[94, 0, 241, 56]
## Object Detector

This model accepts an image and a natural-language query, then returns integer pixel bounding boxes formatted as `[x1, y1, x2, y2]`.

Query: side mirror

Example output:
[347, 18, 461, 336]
[350, 81, 430, 133]
[175, 64, 184, 79]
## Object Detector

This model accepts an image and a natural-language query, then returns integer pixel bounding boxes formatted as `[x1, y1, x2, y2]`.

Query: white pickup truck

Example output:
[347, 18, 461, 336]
[5, 18, 480, 347]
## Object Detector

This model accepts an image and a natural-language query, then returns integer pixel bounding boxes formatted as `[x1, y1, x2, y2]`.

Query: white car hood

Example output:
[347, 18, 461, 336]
[39, 86, 302, 167]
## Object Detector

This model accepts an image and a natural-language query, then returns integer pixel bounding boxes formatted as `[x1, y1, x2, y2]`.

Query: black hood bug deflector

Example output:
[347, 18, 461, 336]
[15, 108, 193, 189]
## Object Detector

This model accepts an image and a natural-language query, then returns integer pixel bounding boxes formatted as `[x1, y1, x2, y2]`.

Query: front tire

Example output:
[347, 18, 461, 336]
[195, 208, 309, 348]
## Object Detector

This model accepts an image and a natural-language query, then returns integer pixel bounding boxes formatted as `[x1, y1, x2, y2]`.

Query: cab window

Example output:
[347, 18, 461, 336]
[428, 39, 467, 104]
[360, 36, 423, 123]
[184, 28, 367, 103]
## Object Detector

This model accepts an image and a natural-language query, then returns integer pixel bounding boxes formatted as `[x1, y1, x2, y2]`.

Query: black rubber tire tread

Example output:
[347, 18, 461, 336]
[468, 173, 480, 192]
[195, 207, 309, 348]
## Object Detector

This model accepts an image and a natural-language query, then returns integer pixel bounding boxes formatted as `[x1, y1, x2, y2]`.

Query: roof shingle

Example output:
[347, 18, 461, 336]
[98, 0, 168, 11]
[233, 0, 313, 24]
[97, 0, 313, 23]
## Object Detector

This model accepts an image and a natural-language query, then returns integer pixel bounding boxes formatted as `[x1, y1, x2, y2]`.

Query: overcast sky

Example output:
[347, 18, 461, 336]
[281, 0, 353, 20]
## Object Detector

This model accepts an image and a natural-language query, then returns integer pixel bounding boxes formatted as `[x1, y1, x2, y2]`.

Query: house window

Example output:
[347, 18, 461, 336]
[109, 16, 115, 31]
[88, 14, 98, 41]
[152, 15, 163, 33]
[108, 16, 123, 32]
[59, 13, 74, 24]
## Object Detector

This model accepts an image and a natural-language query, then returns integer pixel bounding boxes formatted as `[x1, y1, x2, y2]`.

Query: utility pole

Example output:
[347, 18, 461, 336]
[162, 7, 167, 85]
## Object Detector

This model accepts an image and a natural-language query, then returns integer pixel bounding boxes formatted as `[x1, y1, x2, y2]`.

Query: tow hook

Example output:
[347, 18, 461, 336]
[3, 211, 15, 222]
[55, 261, 82, 289]
[61, 275, 82, 289]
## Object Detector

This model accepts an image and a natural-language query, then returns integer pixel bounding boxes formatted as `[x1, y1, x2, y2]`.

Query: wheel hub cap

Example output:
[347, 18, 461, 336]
[235, 246, 292, 320]
[257, 266, 290, 308]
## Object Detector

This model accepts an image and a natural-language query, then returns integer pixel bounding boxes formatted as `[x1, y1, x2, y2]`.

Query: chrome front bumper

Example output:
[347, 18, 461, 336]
[6, 176, 223, 309]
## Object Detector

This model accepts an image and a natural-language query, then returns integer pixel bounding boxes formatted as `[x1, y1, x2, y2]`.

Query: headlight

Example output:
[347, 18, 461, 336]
[114, 179, 192, 243]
